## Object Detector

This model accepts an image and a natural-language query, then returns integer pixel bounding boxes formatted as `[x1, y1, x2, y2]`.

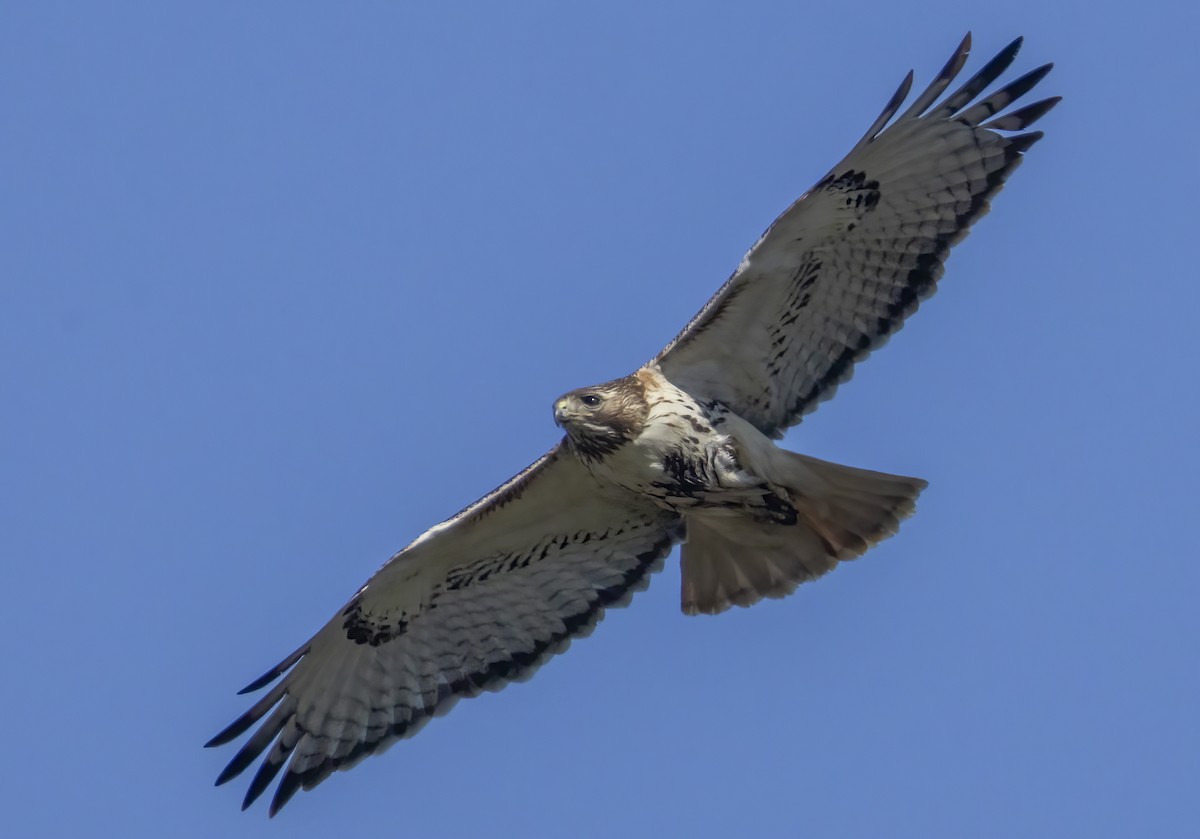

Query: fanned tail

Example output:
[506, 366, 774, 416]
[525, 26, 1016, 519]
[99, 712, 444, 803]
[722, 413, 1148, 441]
[680, 453, 926, 615]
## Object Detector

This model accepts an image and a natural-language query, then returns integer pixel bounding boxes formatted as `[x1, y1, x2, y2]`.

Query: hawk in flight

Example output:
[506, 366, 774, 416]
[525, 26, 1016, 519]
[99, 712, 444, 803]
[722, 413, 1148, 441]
[208, 34, 1059, 815]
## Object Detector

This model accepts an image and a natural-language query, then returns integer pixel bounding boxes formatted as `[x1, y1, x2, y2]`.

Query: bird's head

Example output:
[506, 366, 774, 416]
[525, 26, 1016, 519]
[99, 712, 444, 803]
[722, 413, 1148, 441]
[553, 375, 649, 461]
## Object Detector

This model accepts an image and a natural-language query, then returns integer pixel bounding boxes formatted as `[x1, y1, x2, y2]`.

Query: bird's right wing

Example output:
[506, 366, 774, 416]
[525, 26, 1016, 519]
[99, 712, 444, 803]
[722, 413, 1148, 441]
[206, 441, 681, 815]
[656, 34, 1059, 438]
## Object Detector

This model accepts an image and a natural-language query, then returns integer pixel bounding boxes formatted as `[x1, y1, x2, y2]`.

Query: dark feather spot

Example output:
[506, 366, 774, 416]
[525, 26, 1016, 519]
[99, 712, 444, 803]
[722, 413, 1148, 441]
[343, 603, 408, 646]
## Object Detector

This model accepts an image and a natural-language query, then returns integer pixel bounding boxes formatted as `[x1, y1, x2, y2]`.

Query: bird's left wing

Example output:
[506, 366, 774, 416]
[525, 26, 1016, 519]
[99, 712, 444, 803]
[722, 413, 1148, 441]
[206, 441, 681, 816]
[655, 35, 1059, 438]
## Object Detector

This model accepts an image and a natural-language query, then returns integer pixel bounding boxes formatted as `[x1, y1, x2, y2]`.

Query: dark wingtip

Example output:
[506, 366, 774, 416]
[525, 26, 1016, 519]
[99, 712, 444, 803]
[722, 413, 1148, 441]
[849, 68, 914, 152]
[205, 701, 265, 748]
[988, 36, 1025, 81]
[984, 96, 1062, 131]
[1007, 130, 1045, 154]
[239, 672, 278, 695]
[1035, 95, 1063, 115]
[205, 720, 245, 749]
[243, 755, 289, 812]
[214, 730, 278, 788]
[214, 761, 243, 787]
[936, 34, 1030, 118]
[1019, 62, 1054, 91]
[238, 644, 309, 693]
[268, 771, 304, 817]
[960, 61, 1057, 128]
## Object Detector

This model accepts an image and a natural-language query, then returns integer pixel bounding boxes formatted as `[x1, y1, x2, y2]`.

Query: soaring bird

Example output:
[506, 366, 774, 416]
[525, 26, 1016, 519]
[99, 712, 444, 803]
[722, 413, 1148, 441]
[208, 34, 1058, 815]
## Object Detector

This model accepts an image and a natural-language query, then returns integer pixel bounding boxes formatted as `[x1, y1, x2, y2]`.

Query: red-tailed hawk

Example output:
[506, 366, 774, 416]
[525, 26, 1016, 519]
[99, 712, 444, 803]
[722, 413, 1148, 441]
[208, 34, 1058, 815]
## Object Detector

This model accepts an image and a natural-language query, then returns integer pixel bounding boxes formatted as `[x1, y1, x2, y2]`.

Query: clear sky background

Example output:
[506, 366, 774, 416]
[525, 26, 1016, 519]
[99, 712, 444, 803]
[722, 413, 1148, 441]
[3, 2, 1197, 837]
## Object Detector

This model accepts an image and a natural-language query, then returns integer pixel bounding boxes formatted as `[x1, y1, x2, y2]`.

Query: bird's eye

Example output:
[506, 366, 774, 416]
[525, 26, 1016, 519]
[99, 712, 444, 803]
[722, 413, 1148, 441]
[580, 394, 602, 408]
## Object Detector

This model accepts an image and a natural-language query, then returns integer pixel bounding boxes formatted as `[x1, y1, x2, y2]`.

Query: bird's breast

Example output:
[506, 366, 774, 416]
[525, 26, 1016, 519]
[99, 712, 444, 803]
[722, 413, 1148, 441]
[582, 396, 761, 513]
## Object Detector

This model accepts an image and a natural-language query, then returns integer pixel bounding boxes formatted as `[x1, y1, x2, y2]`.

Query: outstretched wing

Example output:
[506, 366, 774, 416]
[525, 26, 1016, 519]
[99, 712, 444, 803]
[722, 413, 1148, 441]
[206, 442, 681, 816]
[655, 34, 1059, 438]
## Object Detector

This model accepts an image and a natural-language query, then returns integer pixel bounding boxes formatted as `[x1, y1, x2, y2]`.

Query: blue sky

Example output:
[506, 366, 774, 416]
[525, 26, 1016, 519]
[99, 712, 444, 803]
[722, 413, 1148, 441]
[3, 2, 1197, 836]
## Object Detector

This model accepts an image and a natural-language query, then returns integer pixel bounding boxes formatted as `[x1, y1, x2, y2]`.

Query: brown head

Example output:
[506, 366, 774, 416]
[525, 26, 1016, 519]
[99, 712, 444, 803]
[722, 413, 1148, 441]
[553, 374, 650, 461]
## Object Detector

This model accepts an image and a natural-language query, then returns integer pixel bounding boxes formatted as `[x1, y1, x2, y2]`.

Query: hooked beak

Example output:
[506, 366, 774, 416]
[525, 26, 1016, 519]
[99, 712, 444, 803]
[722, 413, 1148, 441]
[553, 399, 570, 427]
